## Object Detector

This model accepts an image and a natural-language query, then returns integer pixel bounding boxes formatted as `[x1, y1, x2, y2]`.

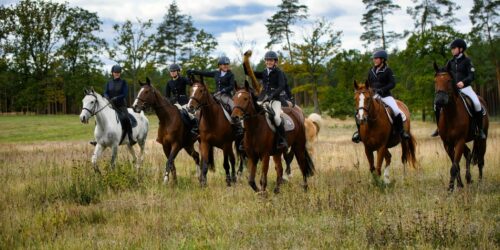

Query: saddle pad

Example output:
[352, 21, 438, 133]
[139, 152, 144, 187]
[221, 104, 236, 124]
[459, 92, 486, 117]
[265, 112, 295, 132]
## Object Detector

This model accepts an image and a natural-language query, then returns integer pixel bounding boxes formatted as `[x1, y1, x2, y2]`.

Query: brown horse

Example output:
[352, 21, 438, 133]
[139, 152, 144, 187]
[433, 62, 488, 191]
[354, 80, 416, 184]
[187, 81, 242, 187]
[132, 78, 200, 183]
[231, 81, 315, 193]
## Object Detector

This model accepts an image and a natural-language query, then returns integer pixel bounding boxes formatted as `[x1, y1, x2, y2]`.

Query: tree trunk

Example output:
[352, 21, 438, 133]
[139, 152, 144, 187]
[312, 81, 321, 114]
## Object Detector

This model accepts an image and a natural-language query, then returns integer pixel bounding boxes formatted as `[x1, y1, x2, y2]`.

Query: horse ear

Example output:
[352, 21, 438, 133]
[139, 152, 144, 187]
[244, 80, 250, 90]
[84, 88, 89, 95]
[146, 77, 151, 85]
[433, 61, 439, 73]
[90, 86, 95, 93]
[353, 80, 359, 90]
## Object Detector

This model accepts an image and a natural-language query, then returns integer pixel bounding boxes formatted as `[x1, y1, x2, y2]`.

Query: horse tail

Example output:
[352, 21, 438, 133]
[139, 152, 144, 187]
[303, 150, 315, 177]
[307, 113, 322, 135]
[401, 132, 417, 169]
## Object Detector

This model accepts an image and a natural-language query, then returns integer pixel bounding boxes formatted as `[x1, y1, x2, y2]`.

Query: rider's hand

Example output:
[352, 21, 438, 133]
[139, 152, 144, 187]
[456, 81, 464, 88]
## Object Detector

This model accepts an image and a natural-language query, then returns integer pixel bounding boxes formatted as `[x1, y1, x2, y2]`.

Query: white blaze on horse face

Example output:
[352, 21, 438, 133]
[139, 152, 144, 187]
[357, 93, 365, 120]
[237, 92, 242, 98]
[187, 85, 198, 107]
[133, 88, 145, 107]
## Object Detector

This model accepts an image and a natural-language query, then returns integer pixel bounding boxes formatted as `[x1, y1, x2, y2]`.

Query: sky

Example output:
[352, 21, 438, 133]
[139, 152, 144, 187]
[2, 0, 475, 67]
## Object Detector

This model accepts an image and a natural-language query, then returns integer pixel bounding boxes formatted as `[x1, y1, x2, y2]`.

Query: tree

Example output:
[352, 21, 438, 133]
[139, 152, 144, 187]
[265, 0, 308, 64]
[406, 0, 459, 34]
[186, 29, 218, 70]
[360, 0, 402, 50]
[156, 1, 197, 65]
[469, 0, 500, 106]
[291, 19, 342, 114]
[109, 18, 156, 103]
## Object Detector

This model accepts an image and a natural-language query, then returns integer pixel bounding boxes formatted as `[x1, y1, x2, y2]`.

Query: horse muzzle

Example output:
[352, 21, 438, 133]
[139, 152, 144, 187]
[434, 91, 449, 106]
[132, 104, 143, 113]
[79, 113, 89, 124]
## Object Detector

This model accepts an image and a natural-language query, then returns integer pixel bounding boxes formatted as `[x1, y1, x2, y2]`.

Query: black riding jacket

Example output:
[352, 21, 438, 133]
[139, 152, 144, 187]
[190, 70, 235, 95]
[367, 64, 396, 98]
[166, 76, 190, 105]
[254, 67, 287, 103]
[446, 54, 475, 87]
[104, 77, 128, 107]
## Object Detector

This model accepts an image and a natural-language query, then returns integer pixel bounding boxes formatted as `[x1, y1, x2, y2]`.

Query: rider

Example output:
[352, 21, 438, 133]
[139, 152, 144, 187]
[256, 51, 289, 149]
[352, 50, 410, 143]
[97, 65, 135, 145]
[166, 63, 198, 137]
[431, 38, 485, 139]
[187, 56, 244, 146]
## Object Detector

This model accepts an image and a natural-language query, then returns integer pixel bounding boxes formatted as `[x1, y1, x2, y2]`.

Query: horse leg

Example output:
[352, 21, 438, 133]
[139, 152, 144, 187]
[294, 148, 309, 191]
[91, 144, 104, 174]
[476, 139, 487, 181]
[167, 144, 181, 184]
[463, 145, 472, 184]
[222, 150, 231, 187]
[454, 141, 465, 188]
[138, 138, 146, 167]
[375, 147, 387, 177]
[183, 145, 200, 178]
[272, 154, 284, 194]
[449, 141, 465, 191]
[260, 155, 270, 193]
[248, 156, 260, 192]
[227, 144, 237, 184]
[237, 151, 246, 179]
[283, 149, 294, 182]
[110, 145, 118, 169]
[364, 147, 375, 173]
[126, 144, 139, 169]
[162, 144, 172, 184]
[383, 150, 392, 184]
[199, 142, 211, 187]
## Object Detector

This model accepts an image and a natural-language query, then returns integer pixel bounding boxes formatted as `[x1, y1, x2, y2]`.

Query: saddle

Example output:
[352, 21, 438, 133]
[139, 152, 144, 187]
[263, 105, 295, 132]
[174, 104, 196, 128]
[459, 92, 486, 117]
[376, 98, 407, 124]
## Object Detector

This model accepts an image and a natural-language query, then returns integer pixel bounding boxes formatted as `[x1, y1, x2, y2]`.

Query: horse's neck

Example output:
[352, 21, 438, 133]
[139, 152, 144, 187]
[200, 93, 222, 126]
[243, 105, 265, 134]
[153, 91, 178, 123]
[365, 98, 384, 127]
[95, 96, 117, 128]
[442, 93, 461, 121]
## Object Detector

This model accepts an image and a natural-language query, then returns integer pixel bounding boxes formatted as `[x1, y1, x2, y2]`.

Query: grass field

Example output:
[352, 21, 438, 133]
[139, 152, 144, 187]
[0, 114, 499, 249]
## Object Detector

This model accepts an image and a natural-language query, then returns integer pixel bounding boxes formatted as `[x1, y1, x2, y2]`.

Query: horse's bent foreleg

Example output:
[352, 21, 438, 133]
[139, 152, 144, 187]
[167, 144, 182, 183]
[126, 144, 138, 169]
[184, 145, 200, 177]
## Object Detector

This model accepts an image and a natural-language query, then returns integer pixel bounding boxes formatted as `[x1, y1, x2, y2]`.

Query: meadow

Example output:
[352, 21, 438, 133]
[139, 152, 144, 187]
[0, 114, 499, 249]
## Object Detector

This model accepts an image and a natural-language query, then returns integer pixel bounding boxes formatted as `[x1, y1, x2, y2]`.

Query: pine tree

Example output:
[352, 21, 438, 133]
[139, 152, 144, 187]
[265, 0, 308, 64]
[360, 0, 402, 50]
[406, 0, 459, 34]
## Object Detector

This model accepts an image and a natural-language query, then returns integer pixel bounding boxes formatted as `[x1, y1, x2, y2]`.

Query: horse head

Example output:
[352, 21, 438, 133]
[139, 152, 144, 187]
[80, 88, 102, 124]
[231, 80, 254, 123]
[187, 80, 209, 112]
[433, 61, 453, 107]
[354, 80, 374, 124]
[133, 77, 156, 112]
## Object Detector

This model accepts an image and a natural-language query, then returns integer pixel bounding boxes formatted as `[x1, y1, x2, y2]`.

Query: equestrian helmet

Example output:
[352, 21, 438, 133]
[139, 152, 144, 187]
[264, 51, 279, 61]
[450, 39, 467, 51]
[218, 56, 230, 65]
[372, 50, 388, 60]
[111, 64, 122, 73]
[169, 63, 181, 72]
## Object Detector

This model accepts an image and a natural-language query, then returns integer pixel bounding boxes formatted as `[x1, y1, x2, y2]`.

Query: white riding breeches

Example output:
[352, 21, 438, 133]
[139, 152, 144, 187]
[378, 95, 403, 117]
[258, 100, 283, 125]
[216, 94, 234, 110]
[459, 86, 482, 112]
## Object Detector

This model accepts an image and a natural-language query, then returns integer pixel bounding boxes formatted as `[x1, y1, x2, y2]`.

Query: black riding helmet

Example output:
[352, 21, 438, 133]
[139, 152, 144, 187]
[111, 64, 122, 73]
[450, 39, 467, 51]
[264, 51, 279, 61]
[218, 56, 230, 65]
[372, 50, 388, 60]
[169, 63, 181, 72]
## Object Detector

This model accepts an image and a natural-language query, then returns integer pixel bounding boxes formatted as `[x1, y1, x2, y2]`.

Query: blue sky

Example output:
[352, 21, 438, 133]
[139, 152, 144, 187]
[3, 0, 475, 67]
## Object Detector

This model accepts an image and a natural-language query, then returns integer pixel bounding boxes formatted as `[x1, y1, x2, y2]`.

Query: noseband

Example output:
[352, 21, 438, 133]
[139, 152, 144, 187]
[355, 90, 374, 122]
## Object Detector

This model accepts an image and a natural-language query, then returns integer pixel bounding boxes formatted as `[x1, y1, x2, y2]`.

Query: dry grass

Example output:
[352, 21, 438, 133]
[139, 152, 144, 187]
[0, 115, 499, 249]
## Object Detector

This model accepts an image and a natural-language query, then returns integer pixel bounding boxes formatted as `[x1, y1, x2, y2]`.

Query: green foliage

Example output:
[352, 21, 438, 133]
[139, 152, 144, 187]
[406, 0, 459, 33]
[360, 0, 402, 50]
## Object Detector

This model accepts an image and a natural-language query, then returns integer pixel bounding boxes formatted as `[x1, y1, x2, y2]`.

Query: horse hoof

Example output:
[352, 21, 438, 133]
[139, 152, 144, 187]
[273, 187, 280, 194]
[257, 190, 268, 197]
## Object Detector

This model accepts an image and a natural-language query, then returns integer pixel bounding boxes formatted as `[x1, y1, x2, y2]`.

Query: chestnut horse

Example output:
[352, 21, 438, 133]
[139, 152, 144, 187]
[132, 78, 200, 183]
[433, 62, 488, 191]
[231, 81, 315, 193]
[187, 81, 243, 187]
[354, 80, 416, 184]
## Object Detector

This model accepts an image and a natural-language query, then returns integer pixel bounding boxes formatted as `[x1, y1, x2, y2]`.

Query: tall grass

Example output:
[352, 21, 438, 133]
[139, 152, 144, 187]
[0, 115, 498, 248]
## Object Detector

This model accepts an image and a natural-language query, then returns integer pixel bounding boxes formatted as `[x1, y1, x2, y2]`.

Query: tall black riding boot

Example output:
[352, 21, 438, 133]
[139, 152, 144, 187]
[276, 121, 288, 149]
[395, 114, 410, 140]
[232, 122, 245, 151]
[474, 110, 486, 139]
[431, 108, 440, 137]
[352, 121, 361, 143]
[190, 117, 199, 140]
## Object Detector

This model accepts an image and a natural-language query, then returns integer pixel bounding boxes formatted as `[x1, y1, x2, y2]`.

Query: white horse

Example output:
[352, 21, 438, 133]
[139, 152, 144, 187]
[79, 89, 149, 173]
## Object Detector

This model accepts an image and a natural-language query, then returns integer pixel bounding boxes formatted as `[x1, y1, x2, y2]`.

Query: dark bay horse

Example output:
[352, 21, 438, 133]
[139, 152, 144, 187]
[187, 81, 242, 187]
[231, 81, 315, 193]
[132, 78, 200, 183]
[433, 62, 488, 191]
[354, 80, 416, 184]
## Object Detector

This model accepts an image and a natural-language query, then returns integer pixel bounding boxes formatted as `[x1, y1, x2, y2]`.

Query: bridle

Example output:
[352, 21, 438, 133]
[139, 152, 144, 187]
[355, 89, 375, 123]
[434, 72, 454, 97]
[232, 90, 263, 120]
[189, 83, 215, 111]
[82, 92, 111, 117]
